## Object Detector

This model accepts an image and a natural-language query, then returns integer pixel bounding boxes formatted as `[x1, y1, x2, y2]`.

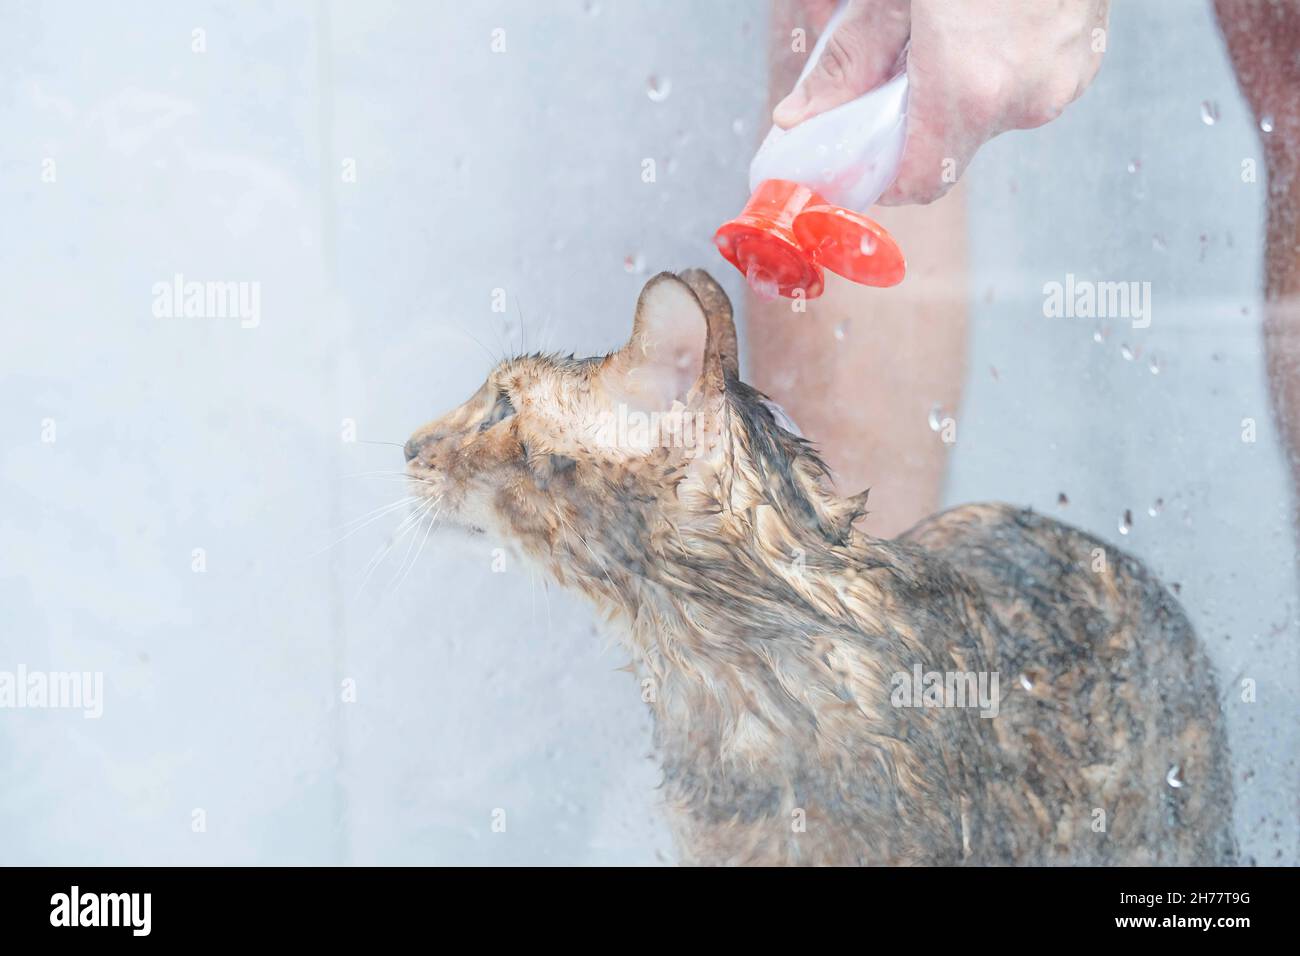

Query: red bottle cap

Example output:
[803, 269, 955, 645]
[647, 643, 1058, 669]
[713, 178, 906, 300]
[714, 179, 826, 299]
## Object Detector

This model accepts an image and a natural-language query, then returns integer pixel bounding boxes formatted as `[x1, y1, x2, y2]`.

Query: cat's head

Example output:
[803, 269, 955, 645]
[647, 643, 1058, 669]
[404, 269, 862, 602]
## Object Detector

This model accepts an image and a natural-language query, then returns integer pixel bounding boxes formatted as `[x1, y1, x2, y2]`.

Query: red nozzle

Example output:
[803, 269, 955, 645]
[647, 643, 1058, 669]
[714, 179, 826, 299]
[713, 178, 906, 300]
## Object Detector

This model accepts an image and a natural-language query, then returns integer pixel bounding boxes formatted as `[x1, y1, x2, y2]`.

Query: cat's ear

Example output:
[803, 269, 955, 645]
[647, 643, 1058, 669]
[678, 268, 738, 392]
[605, 272, 708, 408]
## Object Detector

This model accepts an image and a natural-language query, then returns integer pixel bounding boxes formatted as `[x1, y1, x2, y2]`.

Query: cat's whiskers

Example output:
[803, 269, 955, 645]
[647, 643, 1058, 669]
[387, 496, 440, 589]
[307, 495, 422, 558]
[515, 295, 527, 356]
[355, 496, 440, 600]
[334, 495, 419, 530]
[449, 318, 503, 366]
[338, 472, 428, 484]
[338, 469, 420, 480]
[527, 304, 559, 358]
[486, 305, 517, 360]
[388, 499, 444, 595]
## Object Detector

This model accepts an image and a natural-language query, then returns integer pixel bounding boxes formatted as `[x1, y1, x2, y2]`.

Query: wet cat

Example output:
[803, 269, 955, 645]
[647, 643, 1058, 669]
[405, 269, 1235, 865]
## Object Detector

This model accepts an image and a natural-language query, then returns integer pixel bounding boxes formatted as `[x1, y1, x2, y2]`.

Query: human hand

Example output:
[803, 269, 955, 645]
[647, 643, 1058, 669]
[774, 0, 1110, 205]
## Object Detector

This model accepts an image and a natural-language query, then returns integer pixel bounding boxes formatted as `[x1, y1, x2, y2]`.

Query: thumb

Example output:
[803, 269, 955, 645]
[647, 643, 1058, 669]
[773, 0, 910, 130]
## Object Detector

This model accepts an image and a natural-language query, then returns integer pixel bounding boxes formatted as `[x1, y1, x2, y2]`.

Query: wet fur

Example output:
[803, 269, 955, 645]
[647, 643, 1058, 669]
[407, 270, 1235, 865]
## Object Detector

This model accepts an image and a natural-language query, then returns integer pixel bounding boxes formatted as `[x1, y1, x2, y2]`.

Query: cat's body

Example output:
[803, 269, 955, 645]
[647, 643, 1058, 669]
[406, 270, 1235, 865]
[648, 497, 1233, 865]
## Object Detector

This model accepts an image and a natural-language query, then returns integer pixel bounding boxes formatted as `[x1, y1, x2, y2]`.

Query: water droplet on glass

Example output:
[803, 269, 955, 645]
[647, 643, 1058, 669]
[1018, 673, 1035, 692]
[1200, 100, 1219, 125]
[1127, 159, 1141, 174]
[731, 117, 745, 135]
[623, 253, 645, 274]
[816, 143, 828, 157]
[1093, 330, 1104, 344]
[859, 233, 877, 256]
[927, 404, 944, 432]
[1148, 355, 1160, 375]
[745, 262, 779, 301]
[1260, 114, 1274, 133]
[1119, 509, 1133, 535]
[1121, 344, 1134, 361]
[1148, 498, 1164, 517]
[1152, 233, 1167, 252]
[833, 321, 847, 341]
[1166, 764, 1185, 789]
[646, 75, 671, 103]
[1057, 492, 1069, 507]
[583, 0, 600, 14]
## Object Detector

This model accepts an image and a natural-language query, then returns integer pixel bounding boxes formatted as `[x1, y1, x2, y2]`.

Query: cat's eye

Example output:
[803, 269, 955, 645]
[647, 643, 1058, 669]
[480, 388, 516, 431]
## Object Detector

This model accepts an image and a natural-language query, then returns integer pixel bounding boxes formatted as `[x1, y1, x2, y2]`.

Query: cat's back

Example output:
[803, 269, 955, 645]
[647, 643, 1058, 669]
[901, 502, 1236, 864]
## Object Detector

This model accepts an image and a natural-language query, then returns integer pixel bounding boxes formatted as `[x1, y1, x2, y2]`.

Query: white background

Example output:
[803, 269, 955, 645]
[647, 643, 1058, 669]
[1, 0, 1294, 865]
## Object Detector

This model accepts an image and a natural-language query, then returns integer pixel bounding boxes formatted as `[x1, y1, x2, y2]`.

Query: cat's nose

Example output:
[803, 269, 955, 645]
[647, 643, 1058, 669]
[406, 431, 444, 463]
